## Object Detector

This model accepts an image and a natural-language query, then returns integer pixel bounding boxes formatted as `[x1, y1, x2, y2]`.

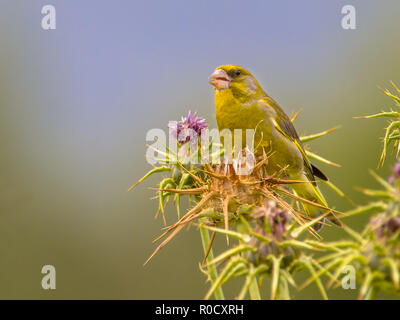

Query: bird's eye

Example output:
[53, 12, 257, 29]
[234, 70, 241, 76]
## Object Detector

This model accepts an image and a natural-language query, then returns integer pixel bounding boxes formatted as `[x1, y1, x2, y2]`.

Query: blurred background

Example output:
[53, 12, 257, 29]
[0, 0, 399, 299]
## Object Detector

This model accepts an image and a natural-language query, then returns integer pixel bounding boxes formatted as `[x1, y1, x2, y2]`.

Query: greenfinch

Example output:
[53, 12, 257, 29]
[209, 65, 341, 229]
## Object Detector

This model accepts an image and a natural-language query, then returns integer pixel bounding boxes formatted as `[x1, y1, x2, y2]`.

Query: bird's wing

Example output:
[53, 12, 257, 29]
[260, 96, 327, 183]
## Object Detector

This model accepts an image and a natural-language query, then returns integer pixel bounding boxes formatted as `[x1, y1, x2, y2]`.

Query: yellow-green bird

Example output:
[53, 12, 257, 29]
[208, 64, 341, 229]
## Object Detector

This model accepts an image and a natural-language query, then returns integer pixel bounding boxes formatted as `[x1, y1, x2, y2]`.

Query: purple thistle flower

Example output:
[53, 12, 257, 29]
[268, 208, 290, 240]
[168, 110, 208, 143]
[387, 158, 400, 183]
[370, 216, 400, 239]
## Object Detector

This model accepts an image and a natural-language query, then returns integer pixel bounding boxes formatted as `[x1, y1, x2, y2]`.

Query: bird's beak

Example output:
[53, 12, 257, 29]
[209, 69, 232, 90]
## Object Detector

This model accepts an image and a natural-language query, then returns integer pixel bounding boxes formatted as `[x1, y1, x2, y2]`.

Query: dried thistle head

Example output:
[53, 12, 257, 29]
[150, 155, 339, 299]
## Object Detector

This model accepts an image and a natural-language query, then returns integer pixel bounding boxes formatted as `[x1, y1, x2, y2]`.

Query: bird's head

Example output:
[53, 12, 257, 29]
[209, 65, 263, 99]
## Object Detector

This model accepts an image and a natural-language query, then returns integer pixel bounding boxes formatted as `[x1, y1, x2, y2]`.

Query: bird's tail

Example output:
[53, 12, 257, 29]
[291, 174, 342, 231]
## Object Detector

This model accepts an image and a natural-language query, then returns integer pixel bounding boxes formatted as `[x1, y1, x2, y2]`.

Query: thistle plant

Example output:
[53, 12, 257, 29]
[325, 84, 400, 299]
[302, 84, 400, 300]
[357, 82, 400, 167]
[131, 110, 348, 300]
[316, 163, 400, 299]
[132, 84, 400, 300]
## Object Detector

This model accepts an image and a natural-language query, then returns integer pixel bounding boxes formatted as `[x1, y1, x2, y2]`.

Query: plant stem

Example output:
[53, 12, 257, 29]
[365, 286, 378, 300]
[248, 275, 262, 300]
[199, 225, 225, 300]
